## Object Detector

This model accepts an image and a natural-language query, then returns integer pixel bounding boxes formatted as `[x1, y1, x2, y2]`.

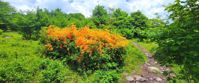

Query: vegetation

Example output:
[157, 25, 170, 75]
[154, 0, 199, 82]
[0, 31, 145, 82]
[43, 25, 129, 73]
[0, 0, 198, 82]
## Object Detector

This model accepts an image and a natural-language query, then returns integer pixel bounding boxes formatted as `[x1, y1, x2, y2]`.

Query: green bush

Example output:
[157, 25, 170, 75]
[118, 28, 134, 39]
[38, 59, 81, 83]
[0, 29, 3, 35]
[43, 26, 129, 73]
[91, 70, 120, 83]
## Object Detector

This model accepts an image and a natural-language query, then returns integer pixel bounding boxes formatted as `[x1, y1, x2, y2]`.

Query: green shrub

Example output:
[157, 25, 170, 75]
[118, 28, 134, 39]
[38, 59, 81, 83]
[91, 70, 120, 83]
[0, 29, 3, 35]
[0, 58, 41, 82]
[43, 25, 129, 73]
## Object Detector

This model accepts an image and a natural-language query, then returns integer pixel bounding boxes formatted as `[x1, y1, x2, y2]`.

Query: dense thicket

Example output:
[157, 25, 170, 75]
[155, 0, 199, 82]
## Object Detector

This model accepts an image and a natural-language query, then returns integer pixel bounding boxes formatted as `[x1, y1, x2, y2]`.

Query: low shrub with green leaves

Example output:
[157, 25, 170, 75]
[0, 29, 3, 35]
[42, 25, 129, 73]
[91, 70, 120, 83]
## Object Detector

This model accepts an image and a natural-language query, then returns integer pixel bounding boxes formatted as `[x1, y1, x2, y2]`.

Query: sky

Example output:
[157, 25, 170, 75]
[3, 0, 174, 18]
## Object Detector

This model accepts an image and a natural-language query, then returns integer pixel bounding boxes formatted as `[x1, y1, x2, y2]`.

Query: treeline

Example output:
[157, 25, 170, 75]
[0, 1, 165, 40]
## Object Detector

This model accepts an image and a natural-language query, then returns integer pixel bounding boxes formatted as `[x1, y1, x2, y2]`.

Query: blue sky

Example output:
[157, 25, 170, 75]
[3, 0, 174, 18]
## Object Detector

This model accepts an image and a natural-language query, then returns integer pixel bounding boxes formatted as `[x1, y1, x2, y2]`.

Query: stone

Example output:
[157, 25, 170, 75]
[154, 77, 162, 82]
[146, 63, 151, 66]
[160, 67, 164, 70]
[148, 66, 161, 74]
[126, 76, 134, 81]
[149, 77, 153, 80]
[132, 75, 147, 82]
[165, 68, 170, 71]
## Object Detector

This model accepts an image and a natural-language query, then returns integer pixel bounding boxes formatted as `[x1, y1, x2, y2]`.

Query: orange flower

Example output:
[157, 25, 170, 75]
[82, 45, 89, 51]
[67, 33, 72, 39]
[76, 37, 85, 46]
[45, 43, 53, 51]
[45, 25, 129, 53]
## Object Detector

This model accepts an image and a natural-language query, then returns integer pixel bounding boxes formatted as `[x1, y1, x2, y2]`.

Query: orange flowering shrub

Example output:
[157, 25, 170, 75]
[43, 25, 129, 72]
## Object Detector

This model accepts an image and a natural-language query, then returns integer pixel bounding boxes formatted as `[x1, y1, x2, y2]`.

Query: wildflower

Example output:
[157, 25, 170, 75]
[45, 25, 129, 55]
[45, 43, 53, 51]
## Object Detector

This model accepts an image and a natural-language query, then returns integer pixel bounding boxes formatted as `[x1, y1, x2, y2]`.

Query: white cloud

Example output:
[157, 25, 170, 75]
[3, 0, 174, 18]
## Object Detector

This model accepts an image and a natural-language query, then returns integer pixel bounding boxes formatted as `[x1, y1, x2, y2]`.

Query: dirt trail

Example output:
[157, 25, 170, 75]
[126, 42, 170, 83]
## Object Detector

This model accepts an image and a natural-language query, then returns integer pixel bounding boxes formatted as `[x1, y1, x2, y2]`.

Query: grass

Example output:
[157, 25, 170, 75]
[132, 39, 158, 54]
[0, 32, 146, 83]
[0, 32, 81, 82]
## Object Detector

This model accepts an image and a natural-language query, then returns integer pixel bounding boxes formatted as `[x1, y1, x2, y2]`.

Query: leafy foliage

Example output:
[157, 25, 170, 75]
[42, 25, 129, 73]
[91, 70, 120, 83]
[92, 5, 109, 28]
[0, 1, 15, 30]
[0, 29, 3, 34]
[154, 0, 199, 82]
[110, 9, 134, 39]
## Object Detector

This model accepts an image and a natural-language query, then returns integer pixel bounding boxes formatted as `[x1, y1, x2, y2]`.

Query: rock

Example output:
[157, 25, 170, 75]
[146, 63, 151, 66]
[149, 77, 153, 80]
[154, 77, 162, 82]
[126, 76, 134, 81]
[169, 73, 176, 78]
[132, 75, 147, 82]
[148, 66, 161, 74]
[165, 68, 170, 71]
[160, 67, 164, 70]
[145, 53, 150, 56]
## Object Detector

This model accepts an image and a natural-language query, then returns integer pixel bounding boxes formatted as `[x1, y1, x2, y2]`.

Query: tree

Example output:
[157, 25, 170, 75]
[66, 13, 96, 28]
[92, 5, 109, 28]
[0, 1, 15, 30]
[155, 0, 199, 82]
[112, 8, 132, 29]
[35, 8, 50, 29]
[111, 8, 134, 39]
[130, 11, 148, 29]
[130, 11, 149, 39]
[143, 18, 166, 40]
[16, 11, 38, 39]
[49, 8, 67, 27]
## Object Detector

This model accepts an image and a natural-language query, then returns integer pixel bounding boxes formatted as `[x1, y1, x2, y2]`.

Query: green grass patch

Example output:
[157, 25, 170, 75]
[0, 32, 146, 83]
[132, 39, 158, 54]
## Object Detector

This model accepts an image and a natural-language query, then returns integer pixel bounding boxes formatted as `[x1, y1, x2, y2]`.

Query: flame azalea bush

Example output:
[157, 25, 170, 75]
[42, 25, 129, 73]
